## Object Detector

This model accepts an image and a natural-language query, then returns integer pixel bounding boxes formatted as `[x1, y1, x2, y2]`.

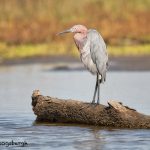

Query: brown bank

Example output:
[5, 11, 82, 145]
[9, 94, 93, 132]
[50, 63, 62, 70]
[32, 90, 150, 129]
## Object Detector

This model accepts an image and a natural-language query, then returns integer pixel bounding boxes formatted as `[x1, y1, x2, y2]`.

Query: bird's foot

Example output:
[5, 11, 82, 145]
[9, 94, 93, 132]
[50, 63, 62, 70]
[91, 100, 95, 104]
[91, 103, 97, 107]
[97, 99, 100, 105]
[91, 98, 100, 106]
[91, 101, 99, 106]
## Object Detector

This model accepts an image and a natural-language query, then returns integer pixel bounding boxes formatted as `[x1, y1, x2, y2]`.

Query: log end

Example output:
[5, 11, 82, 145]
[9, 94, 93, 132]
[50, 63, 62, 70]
[32, 89, 41, 107]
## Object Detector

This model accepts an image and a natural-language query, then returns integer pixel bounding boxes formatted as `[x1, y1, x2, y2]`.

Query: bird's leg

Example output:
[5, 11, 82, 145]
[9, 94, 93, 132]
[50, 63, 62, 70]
[92, 74, 98, 104]
[97, 78, 101, 104]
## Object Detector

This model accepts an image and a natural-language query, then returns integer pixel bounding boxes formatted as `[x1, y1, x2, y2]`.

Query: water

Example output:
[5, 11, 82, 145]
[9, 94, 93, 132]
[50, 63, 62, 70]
[0, 64, 150, 150]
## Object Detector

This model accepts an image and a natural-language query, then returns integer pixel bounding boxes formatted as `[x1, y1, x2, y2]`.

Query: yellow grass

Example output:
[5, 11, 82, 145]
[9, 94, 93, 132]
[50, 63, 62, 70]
[0, 42, 150, 62]
[108, 45, 150, 56]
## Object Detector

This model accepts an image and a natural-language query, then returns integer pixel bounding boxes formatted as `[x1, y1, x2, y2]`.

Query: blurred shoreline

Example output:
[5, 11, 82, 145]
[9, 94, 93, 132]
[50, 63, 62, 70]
[1, 55, 150, 71]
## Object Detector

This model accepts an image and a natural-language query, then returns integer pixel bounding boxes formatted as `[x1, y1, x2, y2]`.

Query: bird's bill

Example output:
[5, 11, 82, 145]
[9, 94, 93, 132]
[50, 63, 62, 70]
[56, 29, 72, 35]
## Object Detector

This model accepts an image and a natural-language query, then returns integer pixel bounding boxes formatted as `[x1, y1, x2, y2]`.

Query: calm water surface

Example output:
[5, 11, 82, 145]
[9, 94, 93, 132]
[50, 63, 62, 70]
[0, 64, 150, 150]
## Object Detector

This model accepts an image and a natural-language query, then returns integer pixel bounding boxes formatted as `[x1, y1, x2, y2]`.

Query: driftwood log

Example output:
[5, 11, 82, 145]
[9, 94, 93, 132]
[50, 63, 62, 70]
[32, 90, 150, 129]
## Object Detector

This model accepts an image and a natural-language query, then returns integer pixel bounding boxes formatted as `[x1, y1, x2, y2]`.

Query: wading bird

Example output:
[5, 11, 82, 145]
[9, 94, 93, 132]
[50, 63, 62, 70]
[57, 25, 108, 104]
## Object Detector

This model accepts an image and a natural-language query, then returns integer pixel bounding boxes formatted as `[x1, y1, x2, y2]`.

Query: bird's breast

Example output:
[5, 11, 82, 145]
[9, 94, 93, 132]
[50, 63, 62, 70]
[80, 40, 90, 58]
[81, 53, 97, 75]
[80, 43, 97, 74]
[74, 33, 97, 74]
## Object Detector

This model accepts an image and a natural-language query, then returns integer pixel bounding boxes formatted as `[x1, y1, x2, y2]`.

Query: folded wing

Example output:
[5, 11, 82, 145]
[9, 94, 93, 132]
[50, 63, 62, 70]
[88, 29, 108, 82]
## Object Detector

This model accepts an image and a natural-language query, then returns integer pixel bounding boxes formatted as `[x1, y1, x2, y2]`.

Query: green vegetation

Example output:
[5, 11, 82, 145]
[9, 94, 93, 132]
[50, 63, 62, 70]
[0, 0, 150, 62]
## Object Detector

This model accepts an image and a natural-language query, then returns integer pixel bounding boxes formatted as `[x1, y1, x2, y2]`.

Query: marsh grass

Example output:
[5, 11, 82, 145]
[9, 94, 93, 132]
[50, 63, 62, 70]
[0, 0, 150, 44]
[0, 0, 150, 61]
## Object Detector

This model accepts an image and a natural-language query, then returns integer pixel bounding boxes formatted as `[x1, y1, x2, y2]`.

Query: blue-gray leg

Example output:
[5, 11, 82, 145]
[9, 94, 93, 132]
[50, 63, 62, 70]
[97, 78, 100, 104]
[92, 74, 98, 104]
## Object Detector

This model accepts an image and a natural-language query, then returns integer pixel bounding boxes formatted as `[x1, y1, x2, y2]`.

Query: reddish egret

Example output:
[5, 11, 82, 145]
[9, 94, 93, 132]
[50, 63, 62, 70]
[57, 25, 108, 104]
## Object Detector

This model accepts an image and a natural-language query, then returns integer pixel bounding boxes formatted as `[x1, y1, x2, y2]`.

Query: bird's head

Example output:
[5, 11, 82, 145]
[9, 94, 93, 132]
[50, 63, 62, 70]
[57, 25, 87, 35]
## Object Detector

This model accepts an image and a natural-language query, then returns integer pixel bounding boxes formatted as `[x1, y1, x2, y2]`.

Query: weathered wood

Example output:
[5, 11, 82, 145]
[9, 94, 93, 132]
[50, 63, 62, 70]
[32, 90, 150, 129]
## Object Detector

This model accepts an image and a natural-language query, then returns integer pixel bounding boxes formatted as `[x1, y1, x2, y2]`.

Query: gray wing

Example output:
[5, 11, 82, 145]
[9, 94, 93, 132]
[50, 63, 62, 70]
[88, 29, 108, 82]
